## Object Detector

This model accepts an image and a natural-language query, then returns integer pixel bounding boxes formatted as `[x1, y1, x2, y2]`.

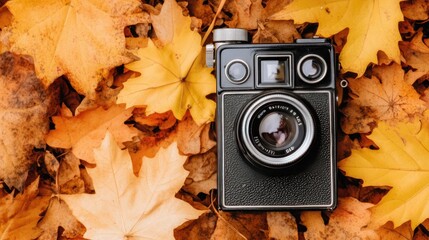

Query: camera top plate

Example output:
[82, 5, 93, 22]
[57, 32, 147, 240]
[216, 41, 336, 93]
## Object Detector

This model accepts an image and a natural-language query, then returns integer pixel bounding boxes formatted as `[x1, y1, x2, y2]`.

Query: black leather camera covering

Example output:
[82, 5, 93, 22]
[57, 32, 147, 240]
[218, 91, 336, 210]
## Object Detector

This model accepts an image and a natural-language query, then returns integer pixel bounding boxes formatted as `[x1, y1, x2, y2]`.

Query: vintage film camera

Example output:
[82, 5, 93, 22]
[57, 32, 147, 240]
[206, 29, 337, 210]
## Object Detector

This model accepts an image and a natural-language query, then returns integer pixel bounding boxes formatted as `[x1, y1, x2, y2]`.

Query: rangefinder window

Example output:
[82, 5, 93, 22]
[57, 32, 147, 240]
[257, 54, 292, 87]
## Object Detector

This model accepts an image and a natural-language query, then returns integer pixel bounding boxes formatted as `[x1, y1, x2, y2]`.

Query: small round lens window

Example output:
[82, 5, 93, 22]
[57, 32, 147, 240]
[298, 54, 327, 84]
[225, 60, 250, 84]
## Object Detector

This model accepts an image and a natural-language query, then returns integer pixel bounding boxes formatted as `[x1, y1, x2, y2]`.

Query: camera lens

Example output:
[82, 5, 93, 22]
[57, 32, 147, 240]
[298, 54, 327, 84]
[259, 112, 296, 149]
[237, 91, 316, 169]
[225, 60, 249, 84]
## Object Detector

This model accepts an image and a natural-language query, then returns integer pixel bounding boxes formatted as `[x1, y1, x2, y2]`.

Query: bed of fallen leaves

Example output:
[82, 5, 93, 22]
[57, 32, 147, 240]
[1, 0, 429, 239]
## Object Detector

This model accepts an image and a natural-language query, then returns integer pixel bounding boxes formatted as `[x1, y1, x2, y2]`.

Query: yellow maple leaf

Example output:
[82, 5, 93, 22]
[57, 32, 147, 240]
[62, 132, 204, 239]
[270, 0, 403, 76]
[45, 104, 137, 164]
[4, 0, 148, 96]
[340, 63, 426, 134]
[117, 0, 216, 125]
[339, 116, 429, 229]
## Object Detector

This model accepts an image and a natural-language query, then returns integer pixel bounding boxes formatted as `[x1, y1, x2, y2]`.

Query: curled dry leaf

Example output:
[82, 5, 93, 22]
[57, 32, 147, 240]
[46, 104, 137, 164]
[400, 30, 429, 84]
[62, 132, 204, 239]
[183, 149, 217, 196]
[253, 0, 300, 44]
[37, 197, 86, 240]
[341, 63, 426, 134]
[271, 0, 403, 76]
[401, 0, 429, 20]
[0, 52, 56, 190]
[58, 152, 86, 194]
[0, 178, 50, 239]
[223, 0, 264, 30]
[3, 0, 149, 97]
[301, 197, 378, 239]
[133, 108, 177, 130]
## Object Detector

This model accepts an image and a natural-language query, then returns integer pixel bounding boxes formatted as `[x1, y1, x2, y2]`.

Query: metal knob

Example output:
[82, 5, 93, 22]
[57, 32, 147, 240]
[213, 28, 249, 43]
[205, 28, 249, 68]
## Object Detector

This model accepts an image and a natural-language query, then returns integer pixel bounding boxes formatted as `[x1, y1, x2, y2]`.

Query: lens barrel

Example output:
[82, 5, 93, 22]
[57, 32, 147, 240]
[237, 91, 316, 169]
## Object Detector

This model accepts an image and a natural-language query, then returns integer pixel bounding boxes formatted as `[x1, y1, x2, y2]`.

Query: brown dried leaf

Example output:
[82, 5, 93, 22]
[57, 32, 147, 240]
[301, 197, 379, 239]
[174, 212, 217, 240]
[37, 197, 85, 240]
[183, 149, 217, 196]
[400, 30, 429, 84]
[224, 0, 264, 30]
[126, 129, 176, 174]
[341, 63, 426, 134]
[253, 0, 299, 44]
[58, 152, 86, 194]
[266, 212, 298, 240]
[177, 113, 205, 155]
[0, 52, 57, 190]
[187, 0, 215, 29]
[401, 0, 429, 20]
[134, 108, 177, 130]
[211, 212, 268, 239]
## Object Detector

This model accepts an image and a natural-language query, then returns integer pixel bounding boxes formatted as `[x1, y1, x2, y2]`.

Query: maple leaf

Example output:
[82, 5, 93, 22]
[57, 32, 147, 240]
[46, 104, 137, 164]
[0, 178, 50, 239]
[4, 0, 149, 96]
[0, 52, 56, 190]
[338, 117, 429, 229]
[117, 0, 216, 125]
[270, 0, 403, 76]
[301, 197, 378, 239]
[62, 132, 204, 239]
[340, 63, 426, 134]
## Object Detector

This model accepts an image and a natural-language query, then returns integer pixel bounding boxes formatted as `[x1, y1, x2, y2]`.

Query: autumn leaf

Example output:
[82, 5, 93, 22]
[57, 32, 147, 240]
[339, 117, 429, 229]
[46, 104, 137, 164]
[270, 0, 403, 76]
[223, 0, 264, 30]
[301, 197, 378, 239]
[3, 0, 149, 96]
[0, 178, 50, 239]
[400, 29, 429, 84]
[37, 197, 86, 240]
[340, 63, 426, 134]
[0, 52, 57, 190]
[62, 132, 204, 239]
[117, 0, 216, 125]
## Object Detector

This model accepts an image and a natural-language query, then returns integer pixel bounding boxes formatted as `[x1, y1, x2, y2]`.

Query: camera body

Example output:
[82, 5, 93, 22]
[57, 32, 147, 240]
[209, 29, 337, 210]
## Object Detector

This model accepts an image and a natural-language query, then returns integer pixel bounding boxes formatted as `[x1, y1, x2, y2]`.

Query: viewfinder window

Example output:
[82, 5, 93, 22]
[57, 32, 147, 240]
[257, 55, 292, 87]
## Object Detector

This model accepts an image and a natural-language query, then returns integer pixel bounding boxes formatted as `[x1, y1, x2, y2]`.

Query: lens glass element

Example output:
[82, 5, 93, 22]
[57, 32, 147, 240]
[225, 60, 249, 83]
[259, 112, 296, 149]
[301, 58, 322, 79]
[298, 54, 327, 84]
